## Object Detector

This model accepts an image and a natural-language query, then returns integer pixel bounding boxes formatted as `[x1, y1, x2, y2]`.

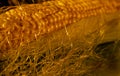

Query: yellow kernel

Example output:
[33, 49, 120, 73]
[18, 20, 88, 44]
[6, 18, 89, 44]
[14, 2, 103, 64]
[57, 1, 65, 7]
[52, 15, 57, 22]
[50, 25, 54, 31]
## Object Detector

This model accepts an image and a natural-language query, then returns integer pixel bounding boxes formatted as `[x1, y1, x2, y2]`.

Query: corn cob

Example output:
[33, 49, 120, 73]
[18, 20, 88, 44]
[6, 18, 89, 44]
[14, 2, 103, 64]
[0, 0, 120, 52]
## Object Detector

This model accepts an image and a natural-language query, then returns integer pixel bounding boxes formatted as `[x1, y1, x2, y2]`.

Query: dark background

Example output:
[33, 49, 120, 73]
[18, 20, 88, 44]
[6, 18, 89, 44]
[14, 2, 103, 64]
[0, 0, 9, 7]
[0, 0, 48, 7]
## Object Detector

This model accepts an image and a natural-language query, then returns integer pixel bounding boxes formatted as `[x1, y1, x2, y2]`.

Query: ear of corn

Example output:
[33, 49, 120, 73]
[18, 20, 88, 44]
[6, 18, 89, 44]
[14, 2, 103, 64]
[0, 0, 120, 52]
